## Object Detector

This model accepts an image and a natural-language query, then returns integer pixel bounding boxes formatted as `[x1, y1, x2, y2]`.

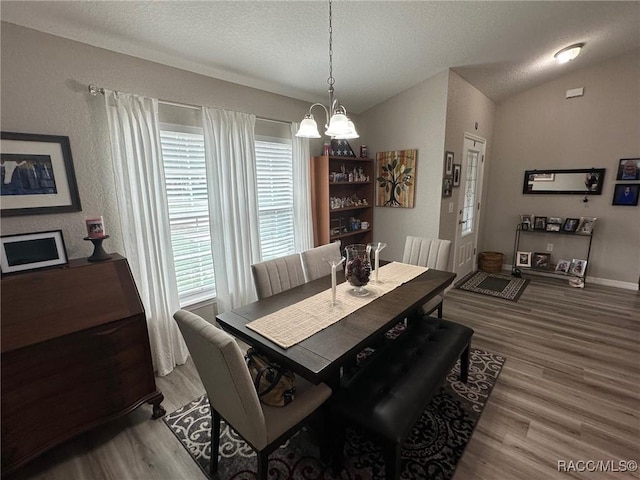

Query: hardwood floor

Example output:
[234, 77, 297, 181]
[9, 276, 639, 480]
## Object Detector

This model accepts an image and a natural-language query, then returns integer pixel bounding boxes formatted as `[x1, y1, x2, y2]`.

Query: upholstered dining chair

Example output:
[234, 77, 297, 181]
[173, 310, 332, 480]
[402, 236, 452, 317]
[300, 241, 342, 282]
[251, 253, 306, 300]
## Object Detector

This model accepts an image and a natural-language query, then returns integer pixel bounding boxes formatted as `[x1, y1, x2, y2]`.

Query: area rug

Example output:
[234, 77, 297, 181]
[456, 270, 529, 301]
[163, 348, 505, 480]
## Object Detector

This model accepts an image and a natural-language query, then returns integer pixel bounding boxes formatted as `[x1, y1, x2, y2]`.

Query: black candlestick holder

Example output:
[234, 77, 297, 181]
[84, 235, 112, 262]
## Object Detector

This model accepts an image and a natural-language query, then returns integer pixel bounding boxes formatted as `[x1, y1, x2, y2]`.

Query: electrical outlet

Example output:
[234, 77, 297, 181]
[546, 243, 554, 252]
[448, 202, 454, 213]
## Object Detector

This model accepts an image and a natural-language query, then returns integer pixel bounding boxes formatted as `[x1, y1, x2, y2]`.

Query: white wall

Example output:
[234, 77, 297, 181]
[483, 50, 640, 286]
[441, 71, 496, 269]
[359, 70, 449, 262]
[0, 22, 329, 260]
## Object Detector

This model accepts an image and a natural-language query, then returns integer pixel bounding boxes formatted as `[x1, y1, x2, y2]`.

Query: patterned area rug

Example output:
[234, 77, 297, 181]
[164, 348, 505, 480]
[456, 271, 529, 301]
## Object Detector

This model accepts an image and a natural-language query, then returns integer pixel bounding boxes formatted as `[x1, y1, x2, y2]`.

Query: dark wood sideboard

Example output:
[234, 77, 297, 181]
[1, 254, 164, 474]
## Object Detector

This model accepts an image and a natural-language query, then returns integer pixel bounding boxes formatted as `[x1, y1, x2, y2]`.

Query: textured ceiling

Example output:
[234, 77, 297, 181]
[1, 1, 639, 113]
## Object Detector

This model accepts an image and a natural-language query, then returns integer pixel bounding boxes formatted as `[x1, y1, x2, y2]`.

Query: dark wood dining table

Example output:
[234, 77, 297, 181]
[216, 266, 456, 387]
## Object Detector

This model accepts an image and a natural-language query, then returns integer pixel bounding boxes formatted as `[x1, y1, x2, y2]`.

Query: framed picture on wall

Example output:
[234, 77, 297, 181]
[0, 132, 82, 217]
[612, 183, 639, 206]
[442, 177, 452, 198]
[444, 151, 454, 176]
[615, 158, 640, 181]
[453, 164, 461, 187]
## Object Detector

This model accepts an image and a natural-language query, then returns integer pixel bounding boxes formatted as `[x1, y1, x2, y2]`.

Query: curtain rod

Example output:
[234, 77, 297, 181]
[88, 84, 290, 124]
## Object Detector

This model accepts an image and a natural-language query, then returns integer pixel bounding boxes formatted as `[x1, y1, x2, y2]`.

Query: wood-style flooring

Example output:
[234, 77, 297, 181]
[9, 276, 640, 480]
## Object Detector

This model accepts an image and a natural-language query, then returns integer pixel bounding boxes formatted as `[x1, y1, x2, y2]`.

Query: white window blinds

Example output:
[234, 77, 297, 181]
[160, 128, 216, 305]
[255, 138, 295, 260]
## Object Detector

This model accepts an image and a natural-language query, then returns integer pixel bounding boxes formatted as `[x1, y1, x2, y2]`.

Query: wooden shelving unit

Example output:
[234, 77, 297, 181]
[310, 155, 374, 246]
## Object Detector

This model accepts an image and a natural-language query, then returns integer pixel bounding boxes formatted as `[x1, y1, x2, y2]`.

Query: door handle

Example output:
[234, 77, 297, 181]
[458, 220, 467, 225]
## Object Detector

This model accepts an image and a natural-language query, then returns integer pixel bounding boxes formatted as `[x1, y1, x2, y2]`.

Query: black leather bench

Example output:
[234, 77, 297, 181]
[331, 317, 474, 480]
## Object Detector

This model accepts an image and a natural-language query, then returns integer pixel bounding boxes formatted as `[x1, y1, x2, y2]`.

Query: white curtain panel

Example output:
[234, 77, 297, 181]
[202, 107, 261, 313]
[104, 90, 189, 376]
[291, 122, 314, 252]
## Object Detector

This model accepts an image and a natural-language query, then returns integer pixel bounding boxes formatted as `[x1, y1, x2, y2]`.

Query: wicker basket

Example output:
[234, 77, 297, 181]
[479, 251, 504, 273]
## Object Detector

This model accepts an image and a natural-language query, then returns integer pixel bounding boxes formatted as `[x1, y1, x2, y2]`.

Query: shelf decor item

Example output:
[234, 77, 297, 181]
[555, 259, 571, 273]
[344, 243, 371, 296]
[84, 235, 112, 262]
[533, 216, 547, 230]
[562, 218, 580, 232]
[0, 229, 68, 274]
[532, 252, 551, 270]
[570, 258, 588, 277]
[516, 251, 532, 268]
[576, 217, 597, 235]
[376, 149, 417, 208]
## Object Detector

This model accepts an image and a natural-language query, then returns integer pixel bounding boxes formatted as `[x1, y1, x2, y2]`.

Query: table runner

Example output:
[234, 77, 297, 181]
[246, 262, 428, 348]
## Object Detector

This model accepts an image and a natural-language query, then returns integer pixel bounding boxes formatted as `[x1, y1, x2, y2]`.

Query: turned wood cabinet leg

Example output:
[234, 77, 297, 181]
[148, 391, 166, 419]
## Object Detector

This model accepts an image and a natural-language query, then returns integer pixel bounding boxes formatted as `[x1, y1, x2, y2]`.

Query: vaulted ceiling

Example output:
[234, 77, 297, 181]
[2, 1, 639, 112]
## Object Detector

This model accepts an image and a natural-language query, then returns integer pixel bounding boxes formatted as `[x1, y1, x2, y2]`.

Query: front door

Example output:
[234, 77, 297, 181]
[454, 134, 486, 279]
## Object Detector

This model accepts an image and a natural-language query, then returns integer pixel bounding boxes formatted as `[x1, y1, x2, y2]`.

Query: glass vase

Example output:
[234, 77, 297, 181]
[345, 244, 372, 296]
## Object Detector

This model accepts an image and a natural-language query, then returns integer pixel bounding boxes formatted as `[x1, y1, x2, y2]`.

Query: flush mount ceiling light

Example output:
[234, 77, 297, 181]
[295, 0, 358, 139]
[554, 43, 584, 64]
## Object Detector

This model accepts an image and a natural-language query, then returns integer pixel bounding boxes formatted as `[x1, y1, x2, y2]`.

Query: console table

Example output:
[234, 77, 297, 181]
[1, 254, 164, 474]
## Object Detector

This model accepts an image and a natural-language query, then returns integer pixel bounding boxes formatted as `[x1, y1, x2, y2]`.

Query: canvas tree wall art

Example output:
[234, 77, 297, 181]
[376, 149, 417, 208]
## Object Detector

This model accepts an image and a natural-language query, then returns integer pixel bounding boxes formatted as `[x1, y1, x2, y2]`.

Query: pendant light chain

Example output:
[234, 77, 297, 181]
[327, 0, 335, 108]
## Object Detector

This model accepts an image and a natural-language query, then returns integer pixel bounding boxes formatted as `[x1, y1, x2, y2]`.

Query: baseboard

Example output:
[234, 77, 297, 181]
[587, 276, 638, 291]
[501, 263, 638, 291]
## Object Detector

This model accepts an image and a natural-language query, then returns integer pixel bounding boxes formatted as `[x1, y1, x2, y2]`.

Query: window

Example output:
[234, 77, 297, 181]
[255, 137, 295, 260]
[160, 127, 216, 306]
[461, 149, 480, 236]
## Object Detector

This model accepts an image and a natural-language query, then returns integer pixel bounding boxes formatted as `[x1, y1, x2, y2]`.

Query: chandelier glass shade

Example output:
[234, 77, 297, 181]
[296, 0, 359, 140]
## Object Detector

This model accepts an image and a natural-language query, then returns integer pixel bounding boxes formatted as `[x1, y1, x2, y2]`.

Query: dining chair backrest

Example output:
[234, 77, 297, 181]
[402, 236, 452, 270]
[173, 309, 269, 450]
[251, 253, 305, 300]
[301, 241, 342, 282]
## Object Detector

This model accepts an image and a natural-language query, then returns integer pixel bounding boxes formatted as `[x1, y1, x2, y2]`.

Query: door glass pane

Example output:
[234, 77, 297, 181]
[462, 150, 479, 236]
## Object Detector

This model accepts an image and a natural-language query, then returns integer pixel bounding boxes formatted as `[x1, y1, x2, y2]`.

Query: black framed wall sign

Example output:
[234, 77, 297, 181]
[0, 132, 82, 216]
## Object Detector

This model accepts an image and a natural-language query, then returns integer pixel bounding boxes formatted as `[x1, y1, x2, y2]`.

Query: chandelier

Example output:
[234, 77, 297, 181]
[295, 0, 359, 139]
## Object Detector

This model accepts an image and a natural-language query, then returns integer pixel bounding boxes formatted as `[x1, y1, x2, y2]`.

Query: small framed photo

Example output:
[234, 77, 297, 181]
[576, 216, 597, 235]
[532, 252, 551, 270]
[616, 158, 640, 181]
[562, 218, 580, 232]
[442, 177, 452, 198]
[547, 217, 563, 225]
[612, 183, 639, 206]
[570, 258, 588, 277]
[555, 259, 571, 273]
[1, 132, 82, 217]
[453, 164, 461, 187]
[520, 214, 534, 231]
[444, 151, 454, 176]
[546, 223, 561, 232]
[516, 251, 532, 268]
[0, 229, 68, 274]
[533, 216, 547, 230]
